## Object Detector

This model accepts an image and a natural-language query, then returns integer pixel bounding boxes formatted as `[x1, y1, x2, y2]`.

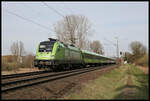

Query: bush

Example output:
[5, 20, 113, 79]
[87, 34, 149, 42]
[22, 55, 34, 68]
[135, 55, 149, 67]
[2, 56, 18, 71]
[2, 61, 19, 71]
[2, 55, 34, 71]
[7, 55, 14, 63]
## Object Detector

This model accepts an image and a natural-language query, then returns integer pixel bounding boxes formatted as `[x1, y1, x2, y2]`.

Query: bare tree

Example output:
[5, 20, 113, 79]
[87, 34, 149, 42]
[90, 40, 104, 55]
[129, 41, 147, 60]
[10, 41, 25, 63]
[10, 41, 18, 61]
[82, 40, 92, 51]
[54, 15, 93, 49]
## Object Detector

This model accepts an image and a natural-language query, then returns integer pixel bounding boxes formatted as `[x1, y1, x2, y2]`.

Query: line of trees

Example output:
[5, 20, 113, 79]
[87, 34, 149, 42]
[2, 40, 35, 71]
[10, 41, 25, 63]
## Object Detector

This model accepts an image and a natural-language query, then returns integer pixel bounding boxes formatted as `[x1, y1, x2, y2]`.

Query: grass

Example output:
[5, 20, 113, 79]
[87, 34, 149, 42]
[61, 64, 149, 100]
[135, 54, 148, 67]
[62, 65, 128, 99]
[2, 56, 19, 71]
[129, 64, 149, 99]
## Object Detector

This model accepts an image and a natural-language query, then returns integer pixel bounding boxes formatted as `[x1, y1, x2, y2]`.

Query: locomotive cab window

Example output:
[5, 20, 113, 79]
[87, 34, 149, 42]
[39, 41, 55, 52]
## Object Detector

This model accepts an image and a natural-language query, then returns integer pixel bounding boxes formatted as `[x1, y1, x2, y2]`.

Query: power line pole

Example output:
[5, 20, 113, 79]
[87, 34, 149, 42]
[115, 37, 119, 59]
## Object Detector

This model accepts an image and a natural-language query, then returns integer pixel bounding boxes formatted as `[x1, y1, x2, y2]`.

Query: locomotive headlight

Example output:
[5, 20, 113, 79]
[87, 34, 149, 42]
[35, 55, 38, 58]
[51, 55, 54, 59]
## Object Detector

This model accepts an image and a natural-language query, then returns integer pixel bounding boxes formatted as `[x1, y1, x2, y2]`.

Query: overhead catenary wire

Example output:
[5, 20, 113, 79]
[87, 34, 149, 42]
[21, 3, 55, 37]
[104, 38, 116, 46]
[42, 2, 73, 42]
[104, 37, 119, 58]
[42, 2, 65, 18]
[5, 9, 54, 32]
[22, 3, 38, 14]
[102, 38, 116, 57]
[21, 3, 45, 19]
[41, 2, 71, 25]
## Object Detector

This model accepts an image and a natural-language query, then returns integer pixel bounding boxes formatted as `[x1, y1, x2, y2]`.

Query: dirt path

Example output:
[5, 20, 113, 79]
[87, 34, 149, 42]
[119, 66, 137, 99]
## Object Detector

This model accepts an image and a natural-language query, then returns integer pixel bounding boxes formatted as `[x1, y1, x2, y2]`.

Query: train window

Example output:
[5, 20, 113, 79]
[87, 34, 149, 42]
[40, 45, 46, 48]
[39, 41, 55, 52]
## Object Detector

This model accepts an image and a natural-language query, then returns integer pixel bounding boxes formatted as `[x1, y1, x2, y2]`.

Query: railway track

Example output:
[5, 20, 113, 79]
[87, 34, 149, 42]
[1, 70, 52, 79]
[2, 67, 95, 85]
[2, 65, 116, 93]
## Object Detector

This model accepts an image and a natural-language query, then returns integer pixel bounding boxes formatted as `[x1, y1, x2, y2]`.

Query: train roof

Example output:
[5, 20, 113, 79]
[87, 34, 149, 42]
[47, 38, 115, 60]
[57, 41, 80, 52]
[68, 45, 80, 51]
[81, 49, 115, 60]
[48, 38, 58, 42]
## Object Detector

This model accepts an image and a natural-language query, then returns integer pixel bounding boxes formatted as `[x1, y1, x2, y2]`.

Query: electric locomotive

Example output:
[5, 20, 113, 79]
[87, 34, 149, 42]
[34, 38, 83, 70]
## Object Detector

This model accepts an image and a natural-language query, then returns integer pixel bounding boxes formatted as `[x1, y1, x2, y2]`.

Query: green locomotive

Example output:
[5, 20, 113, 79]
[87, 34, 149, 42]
[34, 38, 115, 70]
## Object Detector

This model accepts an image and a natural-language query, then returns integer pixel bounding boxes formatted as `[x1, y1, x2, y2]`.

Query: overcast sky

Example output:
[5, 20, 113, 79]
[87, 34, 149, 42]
[2, 2, 148, 57]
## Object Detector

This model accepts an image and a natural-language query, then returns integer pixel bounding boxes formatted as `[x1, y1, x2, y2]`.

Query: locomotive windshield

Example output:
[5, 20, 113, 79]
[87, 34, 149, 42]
[39, 41, 55, 52]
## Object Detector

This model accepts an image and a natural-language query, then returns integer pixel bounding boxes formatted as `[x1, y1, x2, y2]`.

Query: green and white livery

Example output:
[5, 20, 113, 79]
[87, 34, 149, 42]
[34, 38, 116, 70]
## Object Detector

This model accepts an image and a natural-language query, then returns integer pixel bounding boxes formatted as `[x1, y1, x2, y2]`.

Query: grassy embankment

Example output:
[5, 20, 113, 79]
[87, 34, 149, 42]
[135, 54, 148, 67]
[62, 64, 149, 99]
[128, 64, 149, 99]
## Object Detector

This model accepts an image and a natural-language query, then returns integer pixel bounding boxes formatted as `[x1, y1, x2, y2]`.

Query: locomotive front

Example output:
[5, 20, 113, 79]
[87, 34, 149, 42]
[34, 38, 57, 69]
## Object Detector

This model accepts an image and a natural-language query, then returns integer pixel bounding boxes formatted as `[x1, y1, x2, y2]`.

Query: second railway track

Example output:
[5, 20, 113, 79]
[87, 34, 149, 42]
[1, 70, 52, 79]
[2, 65, 116, 93]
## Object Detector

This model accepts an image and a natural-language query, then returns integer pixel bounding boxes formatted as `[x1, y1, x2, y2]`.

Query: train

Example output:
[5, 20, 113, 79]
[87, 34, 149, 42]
[34, 38, 116, 71]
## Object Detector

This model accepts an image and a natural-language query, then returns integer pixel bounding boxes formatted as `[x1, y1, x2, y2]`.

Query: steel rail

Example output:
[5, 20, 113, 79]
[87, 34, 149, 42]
[1, 70, 51, 79]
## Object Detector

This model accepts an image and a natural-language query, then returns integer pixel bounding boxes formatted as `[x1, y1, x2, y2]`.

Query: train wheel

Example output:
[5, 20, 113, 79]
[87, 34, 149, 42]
[52, 65, 57, 72]
[38, 67, 41, 70]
